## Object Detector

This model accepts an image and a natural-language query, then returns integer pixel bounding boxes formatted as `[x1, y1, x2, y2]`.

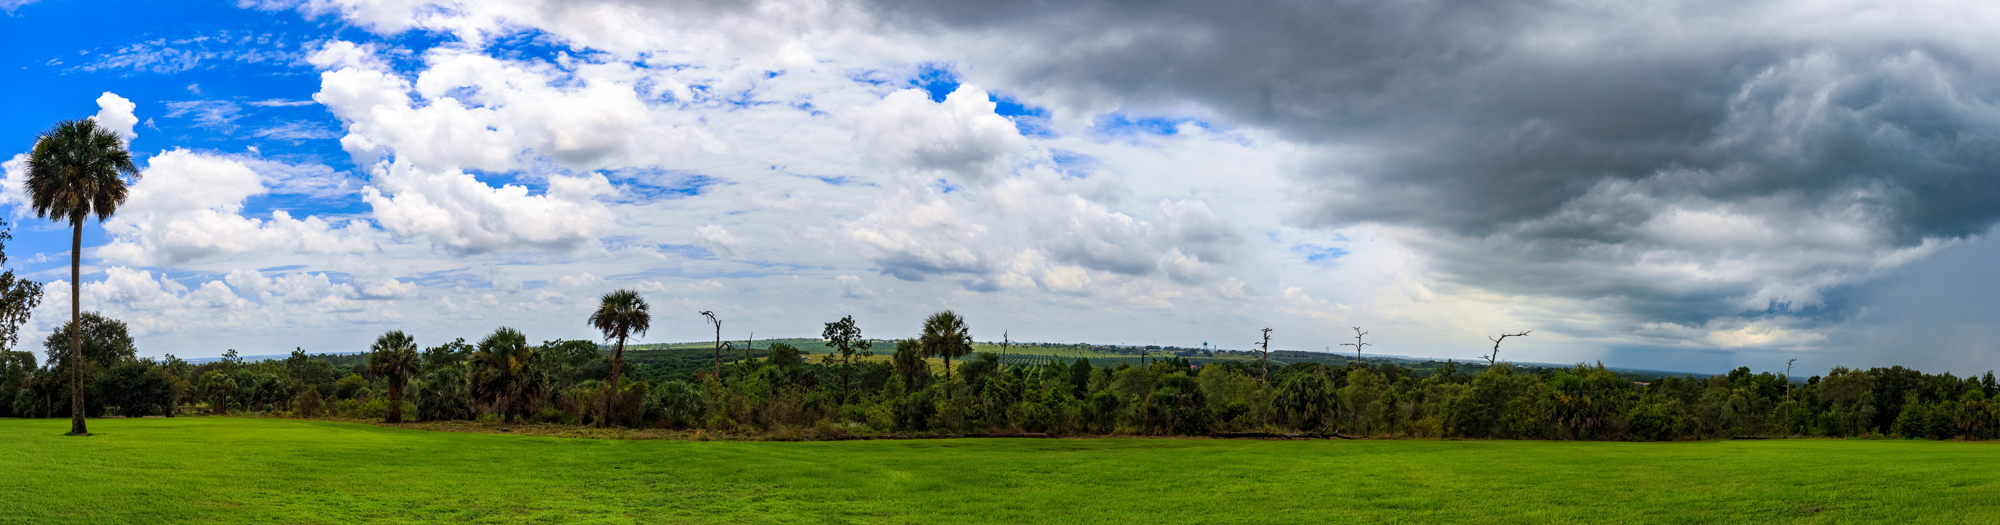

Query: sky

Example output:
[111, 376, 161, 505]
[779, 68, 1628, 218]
[1, 0, 1998, 375]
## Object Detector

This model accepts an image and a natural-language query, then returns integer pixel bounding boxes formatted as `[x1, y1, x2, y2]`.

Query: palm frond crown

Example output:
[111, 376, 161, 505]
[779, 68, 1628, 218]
[26, 119, 139, 224]
[588, 289, 650, 343]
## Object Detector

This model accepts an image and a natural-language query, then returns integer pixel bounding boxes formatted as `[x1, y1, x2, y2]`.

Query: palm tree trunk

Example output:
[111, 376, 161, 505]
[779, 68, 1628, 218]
[388, 383, 403, 423]
[68, 221, 86, 436]
[609, 335, 625, 427]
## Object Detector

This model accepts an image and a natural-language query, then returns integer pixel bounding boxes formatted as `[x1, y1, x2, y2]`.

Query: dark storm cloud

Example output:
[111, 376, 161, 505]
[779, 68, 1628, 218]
[864, 0, 2000, 329]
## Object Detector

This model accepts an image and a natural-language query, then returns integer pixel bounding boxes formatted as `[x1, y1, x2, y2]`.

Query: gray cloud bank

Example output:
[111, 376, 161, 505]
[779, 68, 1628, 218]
[867, 0, 2000, 341]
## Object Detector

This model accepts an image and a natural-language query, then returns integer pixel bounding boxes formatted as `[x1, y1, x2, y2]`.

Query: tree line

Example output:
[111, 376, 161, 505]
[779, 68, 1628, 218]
[7, 290, 1999, 442]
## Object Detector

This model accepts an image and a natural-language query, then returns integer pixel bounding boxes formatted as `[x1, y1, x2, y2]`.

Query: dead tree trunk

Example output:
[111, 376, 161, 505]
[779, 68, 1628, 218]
[1001, 330, 1010, 369]
[701, 311, 722, 379]
[1785, 358, 1797, 400]
[1258, 328, 1273, 383]
[1339, 326, 1371, 362]
[1482, 330, 1531, 366]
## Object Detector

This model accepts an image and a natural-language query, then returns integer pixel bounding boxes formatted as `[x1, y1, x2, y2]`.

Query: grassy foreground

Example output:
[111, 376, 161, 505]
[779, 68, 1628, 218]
[0, 418, 1995, 524]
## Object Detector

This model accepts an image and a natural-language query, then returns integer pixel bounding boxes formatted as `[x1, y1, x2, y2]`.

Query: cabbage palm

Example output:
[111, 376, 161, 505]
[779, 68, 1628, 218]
[588, 289, 648, 424]
[469, 327, 537, 423]
[196, 371, 236, 416]
[920, 311, 973, 381]
[26, 119, 140, 436]
[367, 330, 420, 423]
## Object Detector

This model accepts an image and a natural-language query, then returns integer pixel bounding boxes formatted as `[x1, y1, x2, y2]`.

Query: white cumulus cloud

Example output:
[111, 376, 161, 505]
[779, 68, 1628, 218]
[90, 92, 140, 143]
[361, 159, 616, 254]
[98, 150, 378, 266]
[853, 85, 1028, 186]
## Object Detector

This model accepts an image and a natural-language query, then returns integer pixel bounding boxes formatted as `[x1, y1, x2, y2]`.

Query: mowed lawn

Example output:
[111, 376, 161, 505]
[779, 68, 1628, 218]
[1, 418, 1996, 524]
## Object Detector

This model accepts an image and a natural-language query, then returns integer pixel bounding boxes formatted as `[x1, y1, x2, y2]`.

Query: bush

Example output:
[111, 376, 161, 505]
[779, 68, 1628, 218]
[531, 406, 571, 424]
[293, 387, 325, 418]
[592, 382, 647, 427]
[415, 367, 475, 421]
[651, 380, 707, 429]
[12, 388, 40, 418]
[864, 403, 894, 432]
[1627, 402, 1673, 441]
[333, 373, 369, 400]
[97, 360, 175, 417]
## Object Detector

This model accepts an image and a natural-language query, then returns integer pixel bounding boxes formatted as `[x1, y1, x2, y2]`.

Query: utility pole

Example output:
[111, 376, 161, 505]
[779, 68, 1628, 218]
[1257, 328, 1273, 383]
[1339, 326, 1371, 363]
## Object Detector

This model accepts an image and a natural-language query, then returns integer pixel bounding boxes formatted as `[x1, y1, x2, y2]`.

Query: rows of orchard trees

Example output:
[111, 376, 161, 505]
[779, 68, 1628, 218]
[9, 289, 2000, 441]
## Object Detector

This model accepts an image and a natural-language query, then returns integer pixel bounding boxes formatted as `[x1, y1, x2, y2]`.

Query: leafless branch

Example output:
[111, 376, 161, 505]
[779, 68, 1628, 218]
[1481, 330, 1531, 366]
[1338, 326, 1371, 361]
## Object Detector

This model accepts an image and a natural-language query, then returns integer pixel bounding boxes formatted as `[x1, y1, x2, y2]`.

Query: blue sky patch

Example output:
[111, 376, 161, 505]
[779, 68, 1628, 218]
[990, 92, 1054, 137]
[1292, 244, 1350, 264]
[1093, 113, 1215, 137]
[1049, 149, 1094, 173]
[909, 62, 960, 103]
[611, 170, 722, 201]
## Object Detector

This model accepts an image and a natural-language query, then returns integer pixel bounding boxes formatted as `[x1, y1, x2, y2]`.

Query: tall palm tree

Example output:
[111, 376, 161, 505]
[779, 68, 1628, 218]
[920, 310, 973, 381]
[367, 330, 421, 423]
[26, 119, 139, 437]
[588, 289, 649, 425]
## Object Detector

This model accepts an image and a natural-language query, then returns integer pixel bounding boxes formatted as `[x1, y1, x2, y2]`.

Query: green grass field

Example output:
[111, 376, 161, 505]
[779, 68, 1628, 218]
[1, 418, 1995, 524]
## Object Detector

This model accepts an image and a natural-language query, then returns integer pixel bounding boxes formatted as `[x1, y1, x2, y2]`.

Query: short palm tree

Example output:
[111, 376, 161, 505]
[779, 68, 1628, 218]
[27, 118, 139, 437]
[588, 289, 649, 425]
[469, 327, 536, 423]
[368, 330, 421, 423]
[197, 370, 236, 416]
[920, 311, 973, 381]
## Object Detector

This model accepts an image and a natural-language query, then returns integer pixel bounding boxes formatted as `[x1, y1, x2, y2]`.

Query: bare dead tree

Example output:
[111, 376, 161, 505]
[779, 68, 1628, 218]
[1257, 328, 1273, 383]
[700, 310, 723, 379]
[1339, 326, 1371, 362]
[1481, 330, 1531, 366]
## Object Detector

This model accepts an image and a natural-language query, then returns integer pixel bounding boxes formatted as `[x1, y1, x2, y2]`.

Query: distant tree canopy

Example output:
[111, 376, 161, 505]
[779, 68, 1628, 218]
[43, 312, 136, 371]
[5, 300, 2000, 443]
